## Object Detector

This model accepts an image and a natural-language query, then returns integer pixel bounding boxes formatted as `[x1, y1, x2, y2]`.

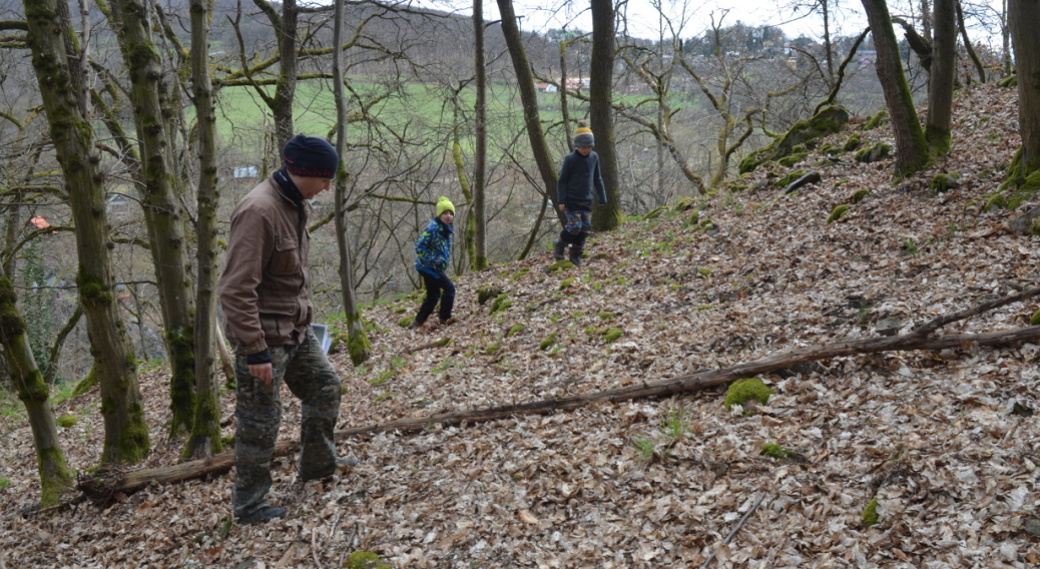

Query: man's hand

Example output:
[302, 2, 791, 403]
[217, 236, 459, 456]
[248, 362, 273, 385]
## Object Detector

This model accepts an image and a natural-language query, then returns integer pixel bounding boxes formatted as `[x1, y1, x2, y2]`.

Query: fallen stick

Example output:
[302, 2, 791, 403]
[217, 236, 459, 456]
[77, 324, 1040, 502]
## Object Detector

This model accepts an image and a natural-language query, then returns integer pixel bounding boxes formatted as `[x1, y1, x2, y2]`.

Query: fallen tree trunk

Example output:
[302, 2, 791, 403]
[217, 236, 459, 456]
[78, 323, 1040, 502]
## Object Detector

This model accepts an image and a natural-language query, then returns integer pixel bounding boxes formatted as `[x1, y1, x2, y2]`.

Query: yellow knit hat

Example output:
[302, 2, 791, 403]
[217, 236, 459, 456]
[573, 123, 595, 147]
[436, 196, 455, 217]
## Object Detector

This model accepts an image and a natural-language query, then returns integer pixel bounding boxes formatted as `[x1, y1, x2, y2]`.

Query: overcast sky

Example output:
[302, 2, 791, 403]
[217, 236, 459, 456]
[404, 0, 1004, 46]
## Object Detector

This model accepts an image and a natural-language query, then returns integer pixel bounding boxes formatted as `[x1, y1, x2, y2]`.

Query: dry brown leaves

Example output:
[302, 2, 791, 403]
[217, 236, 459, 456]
[2, 83, 1040, 568]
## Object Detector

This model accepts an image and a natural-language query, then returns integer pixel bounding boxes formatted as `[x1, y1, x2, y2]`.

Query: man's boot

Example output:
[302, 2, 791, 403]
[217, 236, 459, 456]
[553, 239, 566, 261]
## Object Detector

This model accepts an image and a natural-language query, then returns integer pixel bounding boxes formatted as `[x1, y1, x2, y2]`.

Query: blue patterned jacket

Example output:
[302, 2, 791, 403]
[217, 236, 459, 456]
[414, 218, 453, 277]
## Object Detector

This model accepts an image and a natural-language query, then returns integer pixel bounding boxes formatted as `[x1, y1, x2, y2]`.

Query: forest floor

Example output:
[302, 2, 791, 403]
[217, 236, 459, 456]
[3, 82, 1040, 569]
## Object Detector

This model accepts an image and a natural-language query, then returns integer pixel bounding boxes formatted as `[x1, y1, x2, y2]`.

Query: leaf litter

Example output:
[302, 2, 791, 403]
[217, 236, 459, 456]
[2, 83, 1040, 568]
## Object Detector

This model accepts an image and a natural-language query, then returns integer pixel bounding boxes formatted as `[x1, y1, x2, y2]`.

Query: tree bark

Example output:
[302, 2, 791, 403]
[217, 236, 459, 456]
[472, 0, 489, 271]
[333, 0, 371, 366]
[495, 0, 561, 220]
[0, 265, 74, 507]
[106, 0, 198, 440]
[81, 323, 1040, 499]
[23, 0, 150, 465]
[926, 0, 956, 155]
[184, 0, 224, 460]
[861, 0, 932, 177]
[589, 0, 622, 231]
[1009, 0, 1040, 174]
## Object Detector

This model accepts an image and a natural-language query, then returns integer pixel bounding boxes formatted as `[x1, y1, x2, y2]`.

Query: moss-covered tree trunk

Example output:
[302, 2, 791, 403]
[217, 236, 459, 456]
[106, 0, 197, 440]
[0, 270, 74, 507]
[184, 0, 224, 460]
[496, 0, 563, 229]
[589, 0, 622, 231]
[471, 0, 489, 271]
[860, 0, 931, 177]
[1009, 0, 1040, 181]
[332, 0, 371, 366]
[251, 0, 299, 148]
[925, 0, 957, 156]
[23, 0, 150, 465]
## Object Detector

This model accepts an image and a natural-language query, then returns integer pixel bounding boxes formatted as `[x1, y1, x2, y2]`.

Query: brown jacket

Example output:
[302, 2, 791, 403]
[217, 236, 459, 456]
[219, 176, 313, 356]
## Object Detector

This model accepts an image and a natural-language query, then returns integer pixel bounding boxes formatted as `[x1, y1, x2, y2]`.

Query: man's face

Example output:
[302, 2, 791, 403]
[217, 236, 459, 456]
[576, 145, 592, 156]
[297, 176, 333, 199]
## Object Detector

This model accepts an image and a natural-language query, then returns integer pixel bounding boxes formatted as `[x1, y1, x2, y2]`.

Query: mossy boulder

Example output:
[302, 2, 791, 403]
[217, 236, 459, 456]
[760, 442, 796, 459]
[854, 142, 891, 163]
[849, 188, 871, 203]
[842, 135, 862, 152]
[826, 204, 850, 223]
[998, 147, 1040, 209]
[490, 294, 513, 316]
[929, 172, 961, 192]
[739, 106, 850, 174]
[56, 415, 78, 428]
[862, 109, 889, 130]
[601, 327, 623, 343]
[397, 316, 414, 328]
[506, 324, 524, 337]
[724, 377, 773, 411]
[1009, 207, 1040, 236]
[998, 75, 1018, 88]
[476, 285, 504, 305]
[346, 551, 393, 569]
[1031, 310, 1040, 326]
[539, 333, 558, 350]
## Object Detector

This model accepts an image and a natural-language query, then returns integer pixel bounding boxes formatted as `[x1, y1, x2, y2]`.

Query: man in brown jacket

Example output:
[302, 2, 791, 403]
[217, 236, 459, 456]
[220, 134, 352, 524]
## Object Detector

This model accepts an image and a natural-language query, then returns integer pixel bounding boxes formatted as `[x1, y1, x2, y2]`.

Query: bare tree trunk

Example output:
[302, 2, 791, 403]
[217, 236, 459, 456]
[333, 0, 371, 366]
[184, 0, 224, 460]
[0, 264, 74, 507]
[955, 0, 986, 83]
[861, 0, 932, 177]
[472, 0, 489, 271]
[23, 0, 149, 465]
[106, 0, 198, 440]
[589, 0, 622, 231]
[926, 0, 956, 155]
[495, 0, 561, 223]
[1005, 0, 1040, 189]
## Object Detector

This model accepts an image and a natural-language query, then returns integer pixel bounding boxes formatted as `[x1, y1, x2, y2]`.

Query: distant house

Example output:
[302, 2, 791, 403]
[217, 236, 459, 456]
[234, 166, 259, 178]
[536, 83, 558, 93]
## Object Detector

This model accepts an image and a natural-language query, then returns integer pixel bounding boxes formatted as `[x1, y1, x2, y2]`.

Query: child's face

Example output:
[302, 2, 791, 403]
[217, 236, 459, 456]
[440, 211, 454, 224]
[576, 146, 592, 156]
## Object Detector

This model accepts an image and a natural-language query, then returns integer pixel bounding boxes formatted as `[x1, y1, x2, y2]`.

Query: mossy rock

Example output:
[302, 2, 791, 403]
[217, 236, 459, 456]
[1009, 207, 1040, 236]
[506, 324, 524, 337]
[346, 551, 393, 569]
[673, 196, 697, 212]
[476, 285, 504, 305]
[776, 169, 808, 188]
[539, 333, 558, 350]
[826, 204, 850, 223]
[983, 192, 1007, 212]
[489, 294, 512, 316]
[685, 210, 700, 227]
[397, 316, 414, 328]
[56, 415, 78, 428]
[601, 327, 623, 343]
[997, 147, 1040, 209]
[724, 377, 773, 411]
[739, 106, 850, 174]
[559, 278, 575, 291]
[598, 312, 618, 320]
[854, 142, 891, 163]
[484, 343, 501, 355]
[1031, 310, 1040, 326]
[777, 152, 809, 168]
[842, 135, 862, 152]
[546, 260, 574, 273]
[511, 268, 530, 281]
[862, 109, 889, 130]
[861, 498, 880, 528]
[643, 205, 668, 220]
[849, 188, 871, 203]
[929, 172, 961, 192]
[998, 75, 1018, 88]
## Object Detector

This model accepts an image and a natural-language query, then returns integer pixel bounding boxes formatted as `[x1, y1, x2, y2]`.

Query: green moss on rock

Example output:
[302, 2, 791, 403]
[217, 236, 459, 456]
[506, 324, 524, 337]
[850, 189, 871, 203]
[559, 278, 575, 291]
[761, 442, 796, 459]
[863, 109, 889, 130]
[826, 204, 850, 223]
[539, 333, 558, 350]
[56, 414, 78, 428]
[601, 328, 623, 343]
[739, 106, 850, 174]
[724, 377, 773, 411]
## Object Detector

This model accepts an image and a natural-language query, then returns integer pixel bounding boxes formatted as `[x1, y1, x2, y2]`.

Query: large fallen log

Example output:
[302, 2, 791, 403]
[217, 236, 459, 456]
[78, 323, 1040, 502]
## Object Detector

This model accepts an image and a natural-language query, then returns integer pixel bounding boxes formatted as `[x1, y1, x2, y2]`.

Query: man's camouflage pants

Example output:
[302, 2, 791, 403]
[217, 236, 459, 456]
[232, 329, 341, 518]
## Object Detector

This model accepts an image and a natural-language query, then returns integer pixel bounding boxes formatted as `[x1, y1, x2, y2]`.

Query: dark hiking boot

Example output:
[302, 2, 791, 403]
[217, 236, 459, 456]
[237, 505, 286, 525]
[407, 319, 425, 330]
[439, 317, 458, 326]
[553, 240, 566, 261]
[569, 248, 584, 266]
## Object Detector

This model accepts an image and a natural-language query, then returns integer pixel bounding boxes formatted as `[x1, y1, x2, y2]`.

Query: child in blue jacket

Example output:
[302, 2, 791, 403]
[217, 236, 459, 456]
[409, 196, 456, 329]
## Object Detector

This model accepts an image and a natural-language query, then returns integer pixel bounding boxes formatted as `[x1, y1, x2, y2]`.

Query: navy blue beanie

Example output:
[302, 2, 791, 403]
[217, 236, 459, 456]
[282, 134, 338, 178]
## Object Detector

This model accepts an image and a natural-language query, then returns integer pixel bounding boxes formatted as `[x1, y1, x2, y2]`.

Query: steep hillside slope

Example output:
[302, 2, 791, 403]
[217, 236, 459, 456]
[2, 82, 1039, 568]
